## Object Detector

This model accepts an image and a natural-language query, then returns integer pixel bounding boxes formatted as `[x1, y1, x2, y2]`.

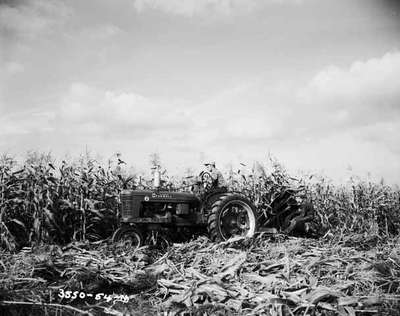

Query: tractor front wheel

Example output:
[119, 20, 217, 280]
[112, 226, 143, 249]
[207, 193, 257, 241]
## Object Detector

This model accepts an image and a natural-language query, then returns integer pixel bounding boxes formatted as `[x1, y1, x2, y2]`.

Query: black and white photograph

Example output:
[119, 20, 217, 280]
[1, 0, 400, 315]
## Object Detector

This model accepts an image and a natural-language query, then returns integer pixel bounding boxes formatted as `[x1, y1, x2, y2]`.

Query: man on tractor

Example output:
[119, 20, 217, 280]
[203, 161, 227, 190]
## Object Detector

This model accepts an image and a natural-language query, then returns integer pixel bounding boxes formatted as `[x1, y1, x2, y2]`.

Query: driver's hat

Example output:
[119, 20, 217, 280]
[204, 161, 215, 167]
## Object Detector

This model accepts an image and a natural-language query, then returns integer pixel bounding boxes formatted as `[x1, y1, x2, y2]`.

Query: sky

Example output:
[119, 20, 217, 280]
[0, 0, 400, 183]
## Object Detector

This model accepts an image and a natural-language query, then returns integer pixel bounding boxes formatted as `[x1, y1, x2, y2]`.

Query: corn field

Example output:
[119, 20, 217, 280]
[0, 152, 132, 251]
[1, 152, 400, 315]
[1, 153, 399, 251]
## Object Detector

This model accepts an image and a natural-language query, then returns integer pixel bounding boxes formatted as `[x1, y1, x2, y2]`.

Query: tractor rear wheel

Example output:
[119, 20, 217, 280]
[207, 193, 257, 241]
[112, 225, 143, 249]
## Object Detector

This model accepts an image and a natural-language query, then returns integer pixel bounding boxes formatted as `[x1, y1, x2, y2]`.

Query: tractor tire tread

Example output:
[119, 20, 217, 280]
[207, 193, 257, 242]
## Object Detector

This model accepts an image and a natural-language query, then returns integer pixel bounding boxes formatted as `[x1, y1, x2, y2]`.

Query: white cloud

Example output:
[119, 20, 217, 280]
[1, 50, 399, 183]
[1, 82, 189, 140]
[3, 61, 24, 74]
[132, 0, 303, 17]
[0, 61, 24, 114]
[274, 52, 400, 182]
[57, 83, 192, 136]
[0, 110, 54, 136]
[78, 24, 123, 41]
[295, 51, 400, 134]
[300, 51, 400, 107]
[0, 0, 70, 40]
[133, 0, 252, 17]
[167, 52, 400, 182]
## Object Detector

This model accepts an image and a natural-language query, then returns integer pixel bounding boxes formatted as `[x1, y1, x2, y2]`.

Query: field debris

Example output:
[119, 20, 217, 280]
[1, 234, 400, 315]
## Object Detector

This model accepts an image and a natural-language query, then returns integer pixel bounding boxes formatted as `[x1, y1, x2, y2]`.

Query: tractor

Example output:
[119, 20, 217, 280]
[112, 168, 315, 247]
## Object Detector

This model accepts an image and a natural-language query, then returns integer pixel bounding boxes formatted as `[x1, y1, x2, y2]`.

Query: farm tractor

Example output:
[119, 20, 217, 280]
[112, 168, 314, 248]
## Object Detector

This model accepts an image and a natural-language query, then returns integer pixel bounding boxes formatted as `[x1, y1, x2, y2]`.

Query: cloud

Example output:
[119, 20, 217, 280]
[277, 52, 400, 181]
[300, 52, 400, 107]
[167, 52, 400, 182]
[0, 110, 54, 136]
[131, 0, 303, 17]
[78, 24, 123, 41]
[0, 61, 24, 109]
[295, 51, 400, 134]
[0, 82, 197, 168]
[1, 50, 399, 182]
[56, 83, 193, 138]
[0, 0, 70, 41]
[3, 61, 24, 74]
[0, 82, 192, 141]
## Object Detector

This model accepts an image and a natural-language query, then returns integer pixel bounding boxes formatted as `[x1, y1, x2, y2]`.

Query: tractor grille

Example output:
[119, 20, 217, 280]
[120, 190, 148, 220]
[120, 195, 135, 217]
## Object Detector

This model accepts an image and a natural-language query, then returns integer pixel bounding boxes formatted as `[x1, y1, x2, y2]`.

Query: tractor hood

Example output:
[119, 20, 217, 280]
[121, 189, 200, 204]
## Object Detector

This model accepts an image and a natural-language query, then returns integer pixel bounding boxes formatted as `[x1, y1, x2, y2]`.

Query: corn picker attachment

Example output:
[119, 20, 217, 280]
[112, 170, 315, 247]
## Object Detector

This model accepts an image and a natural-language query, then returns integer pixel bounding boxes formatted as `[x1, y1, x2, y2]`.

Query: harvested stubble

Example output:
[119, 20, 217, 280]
[1, 234, 400, 315]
